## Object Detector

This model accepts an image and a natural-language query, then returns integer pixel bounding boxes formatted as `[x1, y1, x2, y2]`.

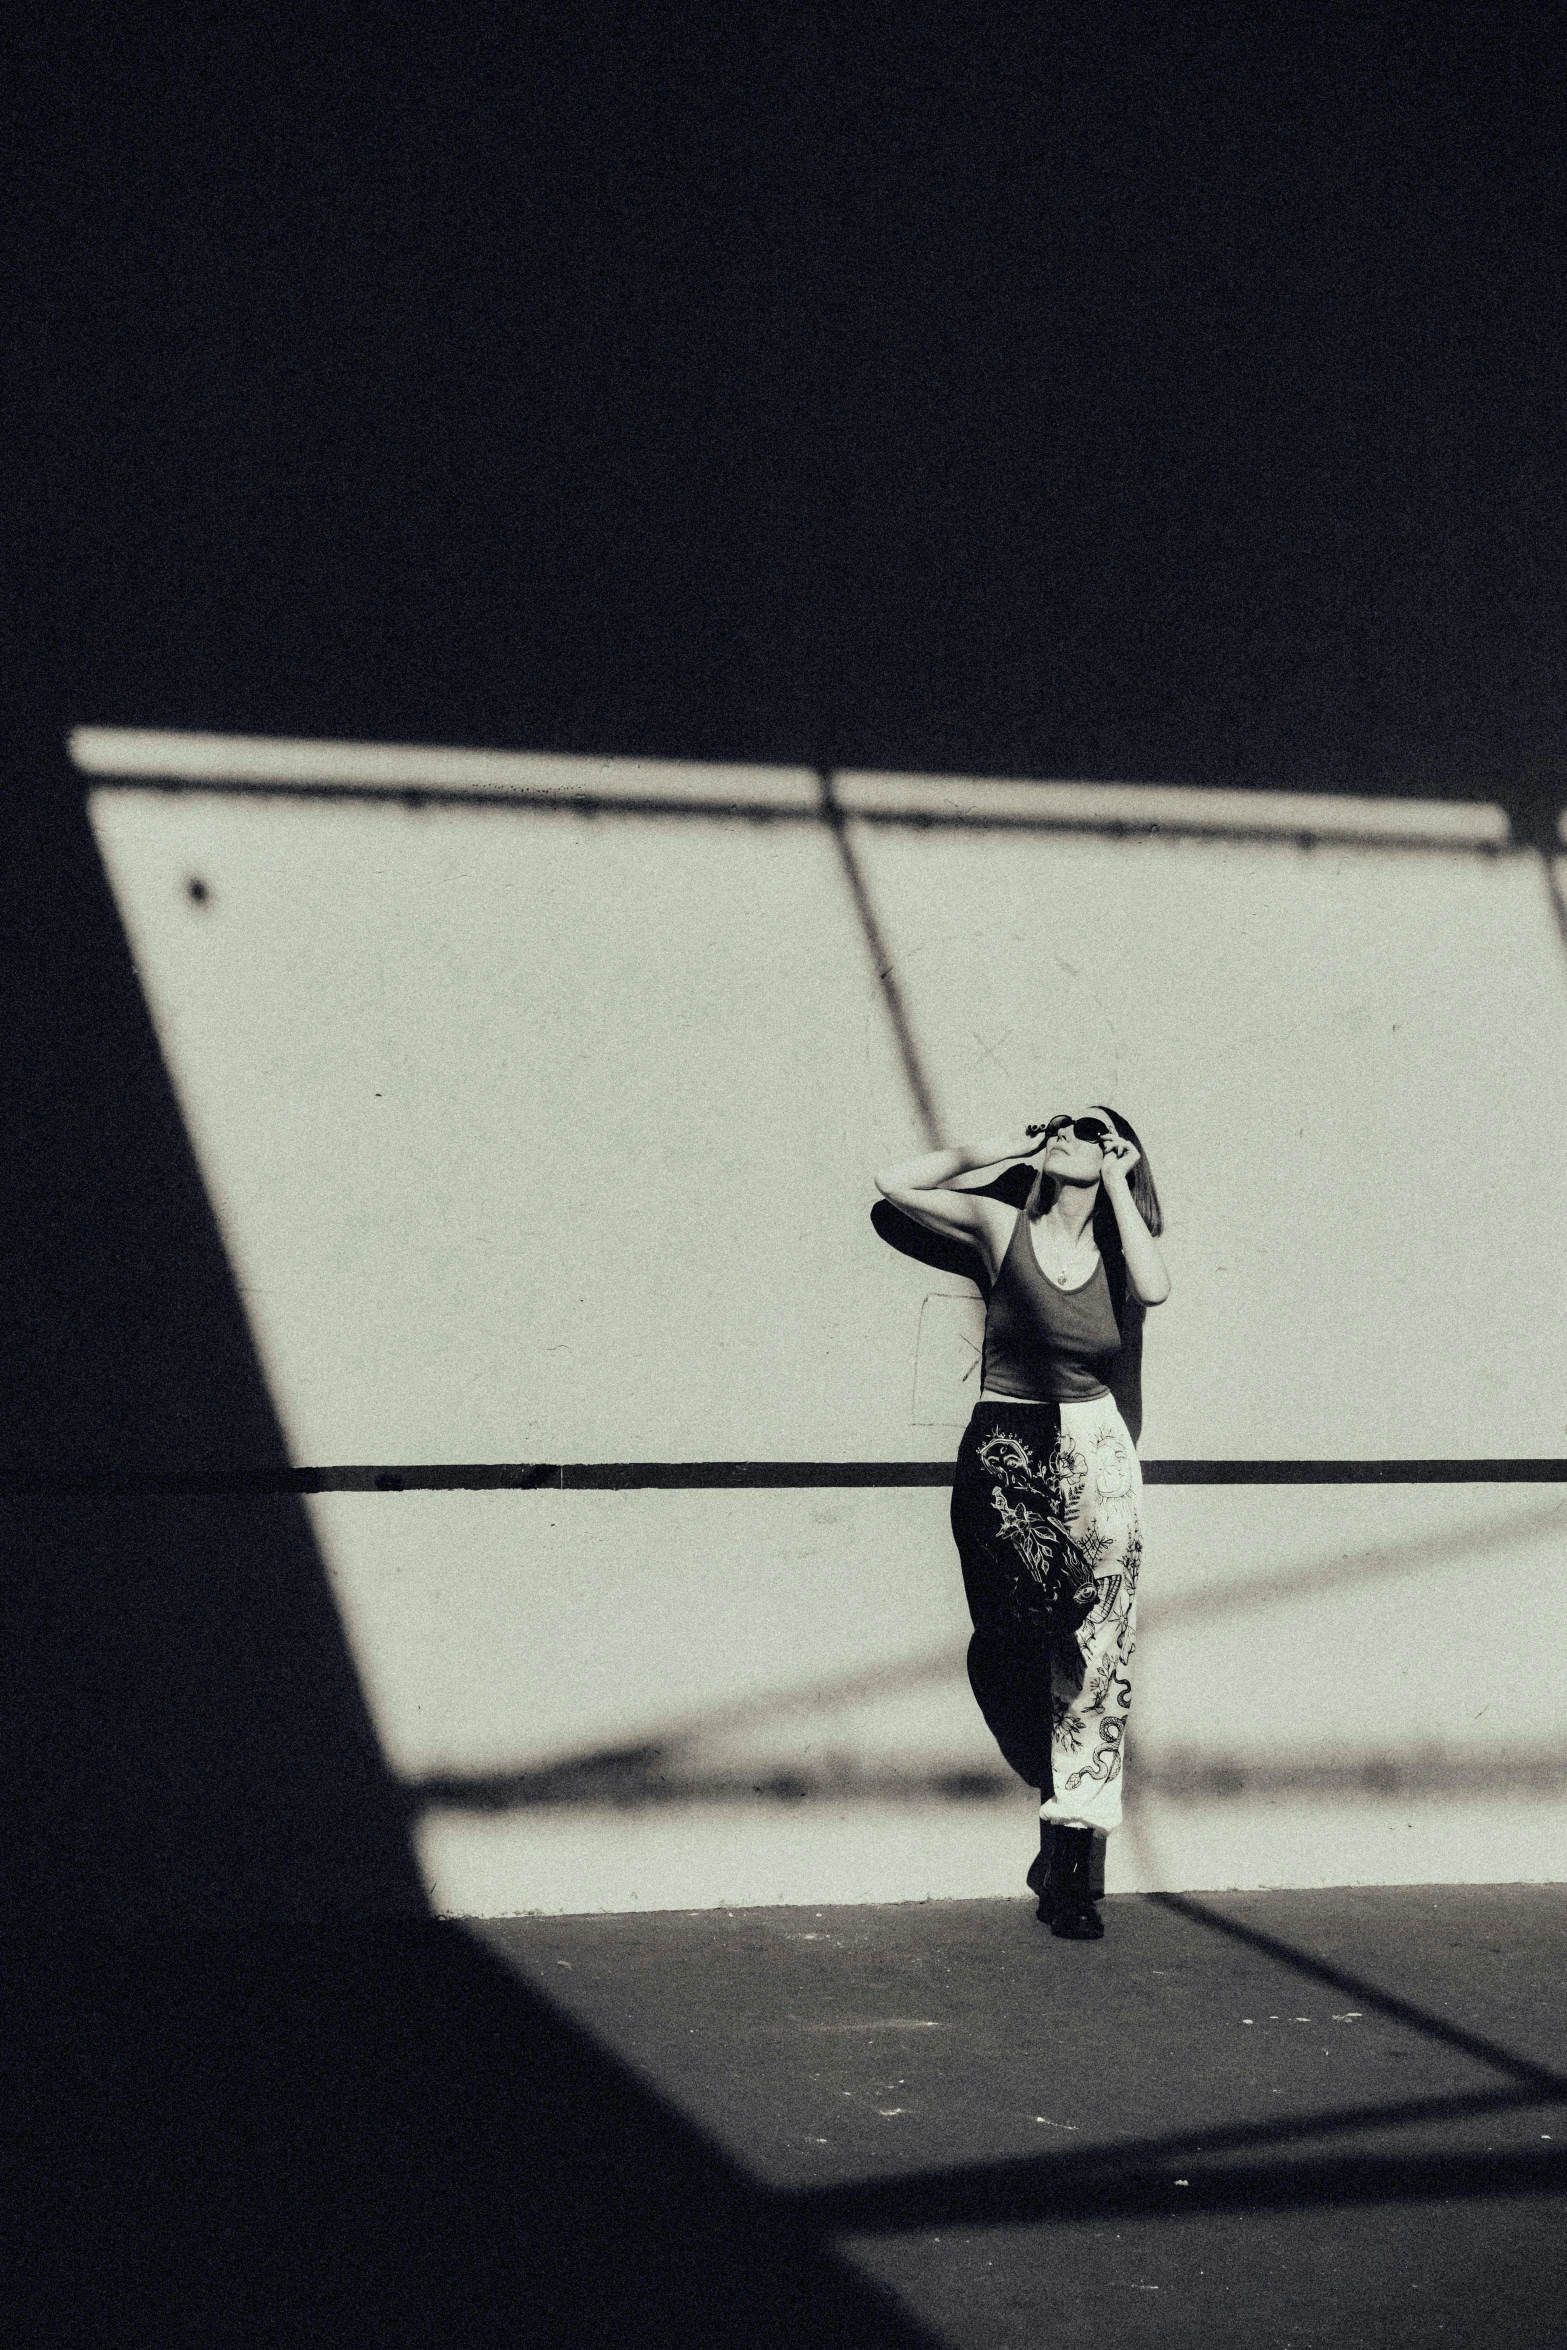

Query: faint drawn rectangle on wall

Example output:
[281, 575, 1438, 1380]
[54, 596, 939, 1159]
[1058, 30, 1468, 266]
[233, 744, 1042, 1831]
[913, 1291, 986, 1425]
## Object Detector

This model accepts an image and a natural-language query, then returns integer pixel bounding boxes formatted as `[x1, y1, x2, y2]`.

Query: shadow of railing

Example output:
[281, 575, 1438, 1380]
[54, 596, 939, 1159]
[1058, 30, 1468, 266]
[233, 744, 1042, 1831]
[778, 1883, 1567, 2238]
[791, 2134, 1567, 2233]
[1139, 1491, 1567, 1632]
[405, 1738, 1567, 1816]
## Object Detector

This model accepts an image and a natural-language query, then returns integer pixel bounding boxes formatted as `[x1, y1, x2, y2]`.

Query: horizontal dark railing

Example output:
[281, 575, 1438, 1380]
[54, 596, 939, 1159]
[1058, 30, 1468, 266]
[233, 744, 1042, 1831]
[4, 1458, 1567, 1497]
[83, 768, 1520, 861]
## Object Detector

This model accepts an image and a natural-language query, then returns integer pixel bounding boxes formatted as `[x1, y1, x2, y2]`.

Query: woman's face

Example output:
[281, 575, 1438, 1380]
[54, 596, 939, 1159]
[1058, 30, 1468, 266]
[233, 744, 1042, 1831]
[1041, 1105, 1115, 1182]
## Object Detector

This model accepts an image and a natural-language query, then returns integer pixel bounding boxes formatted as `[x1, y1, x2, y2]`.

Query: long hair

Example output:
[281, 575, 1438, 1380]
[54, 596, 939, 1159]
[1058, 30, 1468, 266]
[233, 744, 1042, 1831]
[1027, 1106, 1163, 1330]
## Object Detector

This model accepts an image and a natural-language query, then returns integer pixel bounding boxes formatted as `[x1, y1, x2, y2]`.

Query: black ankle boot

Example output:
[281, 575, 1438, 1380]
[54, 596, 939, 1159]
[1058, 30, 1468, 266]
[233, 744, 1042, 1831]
[1040, 1825, 1104, 1940]
[1025, 1815, 1050, 1900]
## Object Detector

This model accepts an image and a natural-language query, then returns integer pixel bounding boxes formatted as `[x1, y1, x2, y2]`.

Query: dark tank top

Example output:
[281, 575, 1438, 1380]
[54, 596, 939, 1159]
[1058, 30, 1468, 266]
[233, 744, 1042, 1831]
[981, 1209, 1123, 1403]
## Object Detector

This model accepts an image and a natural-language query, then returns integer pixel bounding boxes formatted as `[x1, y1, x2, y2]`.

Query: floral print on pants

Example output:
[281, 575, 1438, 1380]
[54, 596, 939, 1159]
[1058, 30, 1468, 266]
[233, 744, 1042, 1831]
[950, 1395, 1143, 1836]
[1038, 1395, 1143, 1834]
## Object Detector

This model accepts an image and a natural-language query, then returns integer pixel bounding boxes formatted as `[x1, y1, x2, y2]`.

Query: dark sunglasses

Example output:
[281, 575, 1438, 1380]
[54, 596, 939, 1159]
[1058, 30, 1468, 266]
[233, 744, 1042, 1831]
[1027, 1114, 1112, 1146]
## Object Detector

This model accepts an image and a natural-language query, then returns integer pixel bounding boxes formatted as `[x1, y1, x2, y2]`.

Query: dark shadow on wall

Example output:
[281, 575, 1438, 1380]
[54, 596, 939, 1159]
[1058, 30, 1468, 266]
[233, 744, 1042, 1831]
[8, 1921, 941, 2350]
[0, 725, 944, 2347]
[0, 725, 423, 1929]
[870, 1165, 1035, 1296]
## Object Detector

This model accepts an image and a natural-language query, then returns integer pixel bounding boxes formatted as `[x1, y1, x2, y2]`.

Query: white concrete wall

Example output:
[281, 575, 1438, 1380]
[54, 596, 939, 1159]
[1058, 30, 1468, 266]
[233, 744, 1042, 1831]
[86, 751, 1567, 1910]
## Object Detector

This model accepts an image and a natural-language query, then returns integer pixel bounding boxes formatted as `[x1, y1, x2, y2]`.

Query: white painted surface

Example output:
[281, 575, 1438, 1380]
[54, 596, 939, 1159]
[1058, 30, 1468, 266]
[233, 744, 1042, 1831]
[846, 813, 1567, 1460]
[87, 779, 1567, 1464]
[87, 786, 921, 1461]
[83, 753, 1567, 1912]
[304, 1484, 1567, 1783]
[70, 727, 821, 809]
[314, 1478, 1567, 1910]
[416, 1791, 1567, 1918]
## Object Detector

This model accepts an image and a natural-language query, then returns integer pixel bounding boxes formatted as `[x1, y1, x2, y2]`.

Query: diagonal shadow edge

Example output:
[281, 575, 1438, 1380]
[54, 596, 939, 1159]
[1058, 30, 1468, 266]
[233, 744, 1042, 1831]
[1145, 1891, 1567, 2092]
[791, 2138, 1567, 2235]
[754, 1879, 1567, 2242]
[389, 1484, 1563, 1811]
[451, 1920, 952, 2347]
[783, 2081, 1563, 2229]
[782, 2077, 1567, 2237]
[1538, 847, 1567, 973]
[817, 770, 945, 1147]
[1139, 1488, 1567, 1632]
[0, 735, 425, 1924]
[10, 1914, 949, 2349]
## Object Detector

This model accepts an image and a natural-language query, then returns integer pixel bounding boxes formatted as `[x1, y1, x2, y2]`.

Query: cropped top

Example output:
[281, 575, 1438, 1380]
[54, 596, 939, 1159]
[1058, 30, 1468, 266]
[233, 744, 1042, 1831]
[980, 1209, 1124, 1403]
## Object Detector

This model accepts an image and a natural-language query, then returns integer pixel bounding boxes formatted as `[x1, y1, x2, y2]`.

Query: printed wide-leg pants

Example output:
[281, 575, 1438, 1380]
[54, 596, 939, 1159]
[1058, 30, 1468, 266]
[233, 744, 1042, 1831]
[950, 1395, 1144, 1835]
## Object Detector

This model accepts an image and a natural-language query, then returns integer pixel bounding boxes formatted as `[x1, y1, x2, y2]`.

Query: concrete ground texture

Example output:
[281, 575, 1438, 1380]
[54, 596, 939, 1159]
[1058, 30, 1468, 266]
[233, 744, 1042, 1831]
[481, 1881, 1567, 2350]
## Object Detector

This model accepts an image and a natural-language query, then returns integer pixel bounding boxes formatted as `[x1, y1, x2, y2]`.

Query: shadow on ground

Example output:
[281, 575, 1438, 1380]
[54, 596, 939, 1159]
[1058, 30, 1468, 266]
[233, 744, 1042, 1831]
[7, 1922, 941, 2349]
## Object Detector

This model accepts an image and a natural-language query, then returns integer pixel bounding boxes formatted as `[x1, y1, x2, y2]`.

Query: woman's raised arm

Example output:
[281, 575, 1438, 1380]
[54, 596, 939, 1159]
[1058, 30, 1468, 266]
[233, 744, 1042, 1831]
[1098, 1133, 1172, 1305]
[875, 1130, 1042, 1195]
[874, 1129, 1041, 1265]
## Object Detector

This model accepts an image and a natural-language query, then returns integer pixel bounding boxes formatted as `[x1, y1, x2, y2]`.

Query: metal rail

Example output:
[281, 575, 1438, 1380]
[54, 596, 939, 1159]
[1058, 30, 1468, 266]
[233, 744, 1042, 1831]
[5, 1457, 1567, 1496]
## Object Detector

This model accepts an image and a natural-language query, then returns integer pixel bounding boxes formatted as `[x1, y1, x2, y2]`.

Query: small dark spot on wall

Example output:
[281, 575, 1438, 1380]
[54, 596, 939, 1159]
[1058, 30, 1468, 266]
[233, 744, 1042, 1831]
[186, 877, 210, 905]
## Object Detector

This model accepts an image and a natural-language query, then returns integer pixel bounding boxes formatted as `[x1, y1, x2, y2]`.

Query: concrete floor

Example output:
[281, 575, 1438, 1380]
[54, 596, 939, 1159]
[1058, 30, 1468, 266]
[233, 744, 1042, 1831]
[478, 1882, 1567, 2350]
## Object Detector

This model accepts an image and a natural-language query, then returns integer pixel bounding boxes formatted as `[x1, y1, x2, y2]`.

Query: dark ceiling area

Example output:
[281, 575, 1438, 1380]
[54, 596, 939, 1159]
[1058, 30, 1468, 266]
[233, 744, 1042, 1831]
[7, 5, 1565, 815]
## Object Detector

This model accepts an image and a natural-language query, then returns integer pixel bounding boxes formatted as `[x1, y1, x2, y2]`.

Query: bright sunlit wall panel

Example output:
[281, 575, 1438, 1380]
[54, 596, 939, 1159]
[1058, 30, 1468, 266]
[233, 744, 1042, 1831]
[845, 806, 1567, 1459]
[88, 784, 933, 1462]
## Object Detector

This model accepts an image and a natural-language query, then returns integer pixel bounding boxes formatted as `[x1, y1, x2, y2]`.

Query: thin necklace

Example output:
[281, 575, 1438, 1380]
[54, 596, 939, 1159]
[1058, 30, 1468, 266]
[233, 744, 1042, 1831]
[1039, 1215, 1095, 1285]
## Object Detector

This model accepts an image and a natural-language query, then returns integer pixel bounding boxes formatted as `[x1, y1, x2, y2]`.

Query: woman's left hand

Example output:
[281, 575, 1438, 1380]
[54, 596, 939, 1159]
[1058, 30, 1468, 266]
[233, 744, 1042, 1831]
[1099, 1131, 1141, 1183]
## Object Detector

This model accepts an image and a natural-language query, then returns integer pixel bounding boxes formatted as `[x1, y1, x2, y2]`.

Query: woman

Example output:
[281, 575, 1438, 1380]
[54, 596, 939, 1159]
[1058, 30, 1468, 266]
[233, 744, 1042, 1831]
[875, 1108, 1169, 1940]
